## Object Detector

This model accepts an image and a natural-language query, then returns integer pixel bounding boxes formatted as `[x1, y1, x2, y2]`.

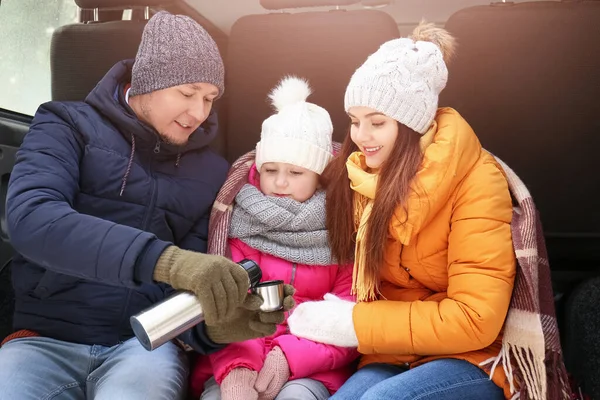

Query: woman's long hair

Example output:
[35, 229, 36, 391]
[322, 122, 423, 287]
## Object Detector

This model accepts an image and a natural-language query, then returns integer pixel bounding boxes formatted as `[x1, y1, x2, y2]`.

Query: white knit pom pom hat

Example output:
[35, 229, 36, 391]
[256, 76, 334, 174]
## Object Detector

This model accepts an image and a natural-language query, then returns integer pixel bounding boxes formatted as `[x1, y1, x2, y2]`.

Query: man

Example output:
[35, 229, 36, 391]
[0, 11, 290, 399]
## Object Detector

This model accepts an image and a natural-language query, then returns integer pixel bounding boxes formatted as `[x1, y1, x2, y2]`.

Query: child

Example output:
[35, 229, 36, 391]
[191, 76, 359, 400]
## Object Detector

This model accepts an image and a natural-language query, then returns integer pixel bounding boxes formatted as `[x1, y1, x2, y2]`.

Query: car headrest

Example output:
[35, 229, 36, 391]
[50, 20, 146, 101]
[75, 0, 167, 8]
[260, 0, 359, 10]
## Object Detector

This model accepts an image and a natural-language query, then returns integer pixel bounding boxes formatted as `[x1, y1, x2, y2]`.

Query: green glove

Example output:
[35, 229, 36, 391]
[153, 246, 249, 326]
[207, 284, 296, 344]
[281, 284, 296, 311]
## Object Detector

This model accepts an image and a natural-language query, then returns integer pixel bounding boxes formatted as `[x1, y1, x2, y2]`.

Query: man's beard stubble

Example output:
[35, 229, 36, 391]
[140, 98, 187, 146]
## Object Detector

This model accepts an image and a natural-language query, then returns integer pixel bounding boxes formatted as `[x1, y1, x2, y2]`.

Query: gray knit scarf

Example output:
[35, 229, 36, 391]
[229, 184, 332, 266]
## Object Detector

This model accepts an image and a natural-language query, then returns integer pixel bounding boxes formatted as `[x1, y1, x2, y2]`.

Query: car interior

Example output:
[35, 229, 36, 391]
[0, 0, 598, 397]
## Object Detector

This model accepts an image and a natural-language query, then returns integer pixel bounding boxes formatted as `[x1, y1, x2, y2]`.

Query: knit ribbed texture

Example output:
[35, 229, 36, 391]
[130, 11, 224, 97]
[255, 347, 290, 400]
[229, 184, 332, 265]
[344, 38, 447, 134]
[256, 76, 333, 174]
[152, 245, 176, 283]
[221, 368, 259, 400]
[1, 329, 40, 346]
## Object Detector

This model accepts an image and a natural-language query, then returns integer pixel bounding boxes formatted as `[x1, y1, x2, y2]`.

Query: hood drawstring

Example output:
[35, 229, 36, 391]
[120, 134, 136, 196]
[119, 136, 182, 196]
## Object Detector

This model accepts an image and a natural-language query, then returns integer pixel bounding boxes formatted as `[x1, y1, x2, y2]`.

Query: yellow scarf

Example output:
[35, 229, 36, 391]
[346, 153, 378, 302]
[346, 122, 437, 302]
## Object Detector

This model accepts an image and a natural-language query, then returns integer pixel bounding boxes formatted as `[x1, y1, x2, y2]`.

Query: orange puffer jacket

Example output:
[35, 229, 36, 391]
[350, 108, 517, 399]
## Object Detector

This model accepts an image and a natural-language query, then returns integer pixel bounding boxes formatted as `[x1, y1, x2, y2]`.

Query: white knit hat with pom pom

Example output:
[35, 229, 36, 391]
[344, 21, 457, 134]
[256, 76, 333, 175]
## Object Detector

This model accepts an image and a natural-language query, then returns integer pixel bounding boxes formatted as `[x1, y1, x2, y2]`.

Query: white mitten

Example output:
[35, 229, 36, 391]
[288, 293, 358, 347]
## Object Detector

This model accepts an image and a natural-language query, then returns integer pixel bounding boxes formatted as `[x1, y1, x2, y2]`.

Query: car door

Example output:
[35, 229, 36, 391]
[0, 0, 79, 341]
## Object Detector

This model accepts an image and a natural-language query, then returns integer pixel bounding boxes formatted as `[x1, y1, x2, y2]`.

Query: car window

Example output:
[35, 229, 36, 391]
[0, 0, 79, 116]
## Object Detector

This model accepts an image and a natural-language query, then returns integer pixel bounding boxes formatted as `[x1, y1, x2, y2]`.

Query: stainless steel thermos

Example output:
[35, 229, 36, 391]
[130, 259, 285, 351]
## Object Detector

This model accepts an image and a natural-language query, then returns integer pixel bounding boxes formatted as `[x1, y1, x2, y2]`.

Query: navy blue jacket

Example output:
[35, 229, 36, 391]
[6, 60, 228, 352]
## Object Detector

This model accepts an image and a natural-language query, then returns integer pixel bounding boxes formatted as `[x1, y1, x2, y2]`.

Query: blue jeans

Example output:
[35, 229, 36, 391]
[202, 376, 330, 400]
[330, 359, 504, 400]
[0, 336, 188, 400]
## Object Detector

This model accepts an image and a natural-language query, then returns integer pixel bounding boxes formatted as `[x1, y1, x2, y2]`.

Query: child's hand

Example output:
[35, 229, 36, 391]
[221, 368, 258, 400]
[254, 346, 290, 400]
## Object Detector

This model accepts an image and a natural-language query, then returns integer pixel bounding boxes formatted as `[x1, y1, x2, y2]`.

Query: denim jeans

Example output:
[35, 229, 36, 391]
[0, 336, 188, 400]
[330, 359, 504, 400]
[202, 376, 330, 400]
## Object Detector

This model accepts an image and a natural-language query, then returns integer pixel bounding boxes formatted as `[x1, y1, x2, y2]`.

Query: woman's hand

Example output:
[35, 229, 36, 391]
[288, 293, 358, 347]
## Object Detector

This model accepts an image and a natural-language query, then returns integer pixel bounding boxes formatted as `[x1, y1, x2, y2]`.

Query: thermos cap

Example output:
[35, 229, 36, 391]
[237, 259, 262, 288]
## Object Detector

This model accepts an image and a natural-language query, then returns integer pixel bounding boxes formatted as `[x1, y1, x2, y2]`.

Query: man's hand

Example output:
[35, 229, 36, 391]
[281, 284, 296, 311]
[206, 285, 296, 344]
[153, 246, 249, 325]
[205, 294, 284, 344]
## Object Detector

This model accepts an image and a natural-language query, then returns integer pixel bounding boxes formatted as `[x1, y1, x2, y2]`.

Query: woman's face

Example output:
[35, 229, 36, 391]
[348, 106, 399, 169]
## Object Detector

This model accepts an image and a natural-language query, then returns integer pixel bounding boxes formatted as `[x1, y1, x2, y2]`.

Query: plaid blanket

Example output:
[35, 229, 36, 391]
[207, 150, 257, 257]
[482, 157, 569, 400]
[207, 150, 569, 400]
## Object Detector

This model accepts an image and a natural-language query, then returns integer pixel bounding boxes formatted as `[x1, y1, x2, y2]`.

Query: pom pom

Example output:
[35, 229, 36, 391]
[268, 75, 312, 112]
[411, 20, 457, 63]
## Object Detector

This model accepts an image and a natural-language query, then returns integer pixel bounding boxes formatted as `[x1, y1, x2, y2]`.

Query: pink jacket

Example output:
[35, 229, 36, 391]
[190, 169, 358, 397]
[213, 240, 358, 390]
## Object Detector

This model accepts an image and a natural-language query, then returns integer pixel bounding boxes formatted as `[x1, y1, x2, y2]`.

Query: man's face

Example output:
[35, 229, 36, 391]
[133, 82, 219, 146]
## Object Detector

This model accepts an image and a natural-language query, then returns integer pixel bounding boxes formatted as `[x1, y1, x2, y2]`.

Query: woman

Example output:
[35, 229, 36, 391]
[288, 22, 517, 399]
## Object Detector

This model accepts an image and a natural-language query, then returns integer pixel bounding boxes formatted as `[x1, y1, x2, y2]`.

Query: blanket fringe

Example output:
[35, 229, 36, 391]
[480, 343, 571, 400]
[480, 342, 546, 400]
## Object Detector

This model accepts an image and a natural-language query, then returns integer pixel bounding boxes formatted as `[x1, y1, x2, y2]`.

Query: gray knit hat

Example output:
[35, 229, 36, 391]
[130, 11, 225, 98]
[344, 22, 456, 134]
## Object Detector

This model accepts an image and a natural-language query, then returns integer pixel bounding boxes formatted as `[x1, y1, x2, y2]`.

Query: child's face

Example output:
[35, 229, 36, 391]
[259, 162, 319, 202]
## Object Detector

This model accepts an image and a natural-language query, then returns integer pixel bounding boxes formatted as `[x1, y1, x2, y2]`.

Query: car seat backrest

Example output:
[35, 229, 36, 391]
[440, 1, 600, 271]
[74, 0, 166, 8]
[224, 9, 400, 162]
[51, 20, 147, 102]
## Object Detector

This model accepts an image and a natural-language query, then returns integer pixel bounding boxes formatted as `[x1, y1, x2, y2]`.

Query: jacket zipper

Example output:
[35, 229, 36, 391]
[290, 263, 297, 286]
[118, 140, 160, 342]
[140, 147, 159, 229]
[285, 263, 298, 333]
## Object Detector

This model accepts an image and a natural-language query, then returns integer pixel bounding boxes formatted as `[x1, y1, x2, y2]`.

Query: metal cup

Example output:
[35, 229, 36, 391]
[251, 280, 284, 312]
